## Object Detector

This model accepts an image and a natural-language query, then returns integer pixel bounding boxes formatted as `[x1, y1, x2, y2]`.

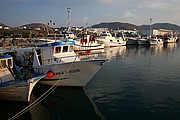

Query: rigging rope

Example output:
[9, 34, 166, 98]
[9, 55, 78, 120]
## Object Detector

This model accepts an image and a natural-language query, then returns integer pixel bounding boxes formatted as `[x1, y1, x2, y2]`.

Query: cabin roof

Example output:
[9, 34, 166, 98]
[38, 40, 75, 47]
[0, 48, 14, 54]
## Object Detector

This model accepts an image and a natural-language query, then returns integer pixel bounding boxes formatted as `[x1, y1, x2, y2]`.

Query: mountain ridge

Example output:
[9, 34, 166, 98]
[1, 22, 180, 31]
[91, 22, 180, 31]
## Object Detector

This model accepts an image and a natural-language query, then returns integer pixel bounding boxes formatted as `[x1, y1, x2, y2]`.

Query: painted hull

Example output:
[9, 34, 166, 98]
[138, 39, 149, 45]
[96, 38, 126, 47]
[74, 44, 104, 51]
[126, 38, 138, 45]
[0, 75, 45, 102]
[147, 39, 164, 45]
[164, 38, 177, 43]
[73, 40, 104, 51]
[36, 60, 106, 87]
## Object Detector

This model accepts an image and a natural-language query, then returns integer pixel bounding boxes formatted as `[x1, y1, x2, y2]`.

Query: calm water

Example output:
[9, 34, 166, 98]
[1, 43, 180, 120]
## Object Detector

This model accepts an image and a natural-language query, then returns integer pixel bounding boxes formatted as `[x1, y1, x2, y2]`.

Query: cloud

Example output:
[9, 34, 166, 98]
[138, 0, 180, 10]
[122, 11, 135, 18]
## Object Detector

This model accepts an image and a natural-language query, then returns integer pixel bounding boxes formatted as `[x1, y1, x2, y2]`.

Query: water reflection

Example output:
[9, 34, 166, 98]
[85, 43, 180, 120]
[30, 84, 105, 120]
[104, 46, 126, 60]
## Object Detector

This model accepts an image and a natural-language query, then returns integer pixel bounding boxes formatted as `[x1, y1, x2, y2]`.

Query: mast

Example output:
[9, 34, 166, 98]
[67, 7, 71, 33]
[150, 18, 152, 38]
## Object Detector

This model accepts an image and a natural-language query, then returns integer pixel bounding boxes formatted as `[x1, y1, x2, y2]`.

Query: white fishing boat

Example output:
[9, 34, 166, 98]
[147, 36, 164, 45]
[123, 32, 139, 45]
[96, 32, 126, 47]
[146, 18, 164, 45]
[73, 34, 104, 51]
[163, 34, 178, 43]
[15, 39, 107, 87]
[0, 48, 45, 102]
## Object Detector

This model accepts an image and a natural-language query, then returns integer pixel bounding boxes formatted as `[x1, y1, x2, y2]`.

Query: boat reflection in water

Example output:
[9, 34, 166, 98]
[104, 46, 126, 60]
[29, 84, 106, 120]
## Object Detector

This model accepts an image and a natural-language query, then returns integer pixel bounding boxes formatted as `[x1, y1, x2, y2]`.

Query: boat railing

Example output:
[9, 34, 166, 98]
[78, 51, 107, 60]
[41, 55, 77, 65]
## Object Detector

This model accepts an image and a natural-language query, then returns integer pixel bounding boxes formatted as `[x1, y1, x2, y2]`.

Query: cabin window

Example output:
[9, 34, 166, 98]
[7, 59, 12, 68]
[55, 47, 61, 53]
[62, 46, 68, 52]
[69, 45, 73, 52]
[1, 60, 6, 68]
[36, 49, 41, 55]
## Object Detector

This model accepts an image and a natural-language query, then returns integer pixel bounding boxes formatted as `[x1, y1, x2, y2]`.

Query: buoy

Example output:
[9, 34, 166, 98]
[46, 70, 55, 78]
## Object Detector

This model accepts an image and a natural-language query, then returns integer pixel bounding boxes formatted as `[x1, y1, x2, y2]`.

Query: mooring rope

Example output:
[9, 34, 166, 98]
[9, 55, 78, 120]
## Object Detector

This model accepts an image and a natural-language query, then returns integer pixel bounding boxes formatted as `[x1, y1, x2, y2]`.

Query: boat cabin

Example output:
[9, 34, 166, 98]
[0, 54, 14, 83]
[15, 40, 80, 69]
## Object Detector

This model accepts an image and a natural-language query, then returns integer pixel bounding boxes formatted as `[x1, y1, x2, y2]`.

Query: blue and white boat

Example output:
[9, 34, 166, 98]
[0, 48, 45, 102]
[15, 39, 107, 87]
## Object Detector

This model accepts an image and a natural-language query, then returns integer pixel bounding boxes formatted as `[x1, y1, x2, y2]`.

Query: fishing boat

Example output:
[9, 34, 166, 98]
[123, 32, 139, 45]
[73, 34, 104, 51]
[147, 36, 164, 45]
[0, 48, 45, 102]
[15, 39, 107, 87]
[146, 18, 164, 45]
[163, 33, 178, 43]
[96, 31, 126, 47]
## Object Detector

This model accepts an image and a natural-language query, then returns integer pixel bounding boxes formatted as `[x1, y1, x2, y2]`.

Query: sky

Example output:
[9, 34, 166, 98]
[0, 0, 180, 27]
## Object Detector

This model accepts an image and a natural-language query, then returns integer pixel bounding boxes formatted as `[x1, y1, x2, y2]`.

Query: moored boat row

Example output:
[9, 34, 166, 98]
[0, 38, 108, 102]
[0, 31, 178, 102]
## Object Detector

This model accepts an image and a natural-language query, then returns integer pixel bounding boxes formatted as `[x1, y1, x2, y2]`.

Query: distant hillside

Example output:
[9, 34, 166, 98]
[91, 22, 180, 31]
[0, 23, 11, 28]
[138, 23, 180, 31]
[91, 22, 138, 30]
[19, 23, 53, 30]
[1, 22, 180, 32]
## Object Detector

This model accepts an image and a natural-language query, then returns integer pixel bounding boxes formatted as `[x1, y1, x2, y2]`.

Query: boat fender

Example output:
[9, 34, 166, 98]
[47, 70, 55, 78]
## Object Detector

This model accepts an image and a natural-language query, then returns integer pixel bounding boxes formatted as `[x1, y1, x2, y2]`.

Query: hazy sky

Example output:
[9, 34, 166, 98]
[0, 0, 180, 27]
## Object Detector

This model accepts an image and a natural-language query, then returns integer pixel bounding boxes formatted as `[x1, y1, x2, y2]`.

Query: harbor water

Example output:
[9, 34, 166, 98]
[1, 43, 180, 120]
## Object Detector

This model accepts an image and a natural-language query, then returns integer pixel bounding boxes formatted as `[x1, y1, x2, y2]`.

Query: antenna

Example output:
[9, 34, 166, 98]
[67, 7, 71, 32]
[150, 18, 152, 38]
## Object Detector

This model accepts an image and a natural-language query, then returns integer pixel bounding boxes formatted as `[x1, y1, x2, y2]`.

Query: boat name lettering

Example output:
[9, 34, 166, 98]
[56, 69, 80, 75]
